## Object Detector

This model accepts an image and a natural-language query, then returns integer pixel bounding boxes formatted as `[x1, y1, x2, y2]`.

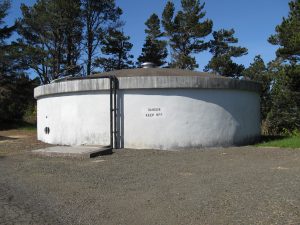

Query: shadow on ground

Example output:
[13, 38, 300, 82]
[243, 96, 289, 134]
[0, 121, 36, 131]
[256, 135, 286, 143]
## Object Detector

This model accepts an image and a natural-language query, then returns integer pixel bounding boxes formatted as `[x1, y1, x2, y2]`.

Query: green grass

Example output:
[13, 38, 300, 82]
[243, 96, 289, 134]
[257, 135, 300, 149]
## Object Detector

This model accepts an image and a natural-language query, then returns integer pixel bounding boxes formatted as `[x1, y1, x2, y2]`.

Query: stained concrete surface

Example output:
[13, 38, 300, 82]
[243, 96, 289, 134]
[32, 146, 112, 158]
[36, 89, 260, 149]
[0, 146, 300, 225]
[34, 70, 260, 99]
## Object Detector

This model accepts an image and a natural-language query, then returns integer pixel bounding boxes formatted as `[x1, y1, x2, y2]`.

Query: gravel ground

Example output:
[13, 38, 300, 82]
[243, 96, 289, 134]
[0, 130, 300, 225]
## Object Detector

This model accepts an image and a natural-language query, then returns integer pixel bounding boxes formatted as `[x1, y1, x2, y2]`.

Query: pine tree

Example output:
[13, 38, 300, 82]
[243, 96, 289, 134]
[0, 0, 14, 122]
[0, 0, 15, 45]
[94, 28, 134, 71]
[138, 13, 167, 67]
[81, 0, 122, 75]
[204, 29, 247, 77]
[268, 0, 300, 64]
[266, 61, 300, 134]
[0, 0, 35, 122]
[0, 0, 16, 76]
[18, 0, 83, 83]
[266, 0, 300, 134]
[63, 0, 83, 76]
[162, 0, 212, 70]
[244, 56, 271, 121]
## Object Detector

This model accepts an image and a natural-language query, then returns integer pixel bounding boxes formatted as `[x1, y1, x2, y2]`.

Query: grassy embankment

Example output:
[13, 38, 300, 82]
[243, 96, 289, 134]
[257, 133, 300, 149]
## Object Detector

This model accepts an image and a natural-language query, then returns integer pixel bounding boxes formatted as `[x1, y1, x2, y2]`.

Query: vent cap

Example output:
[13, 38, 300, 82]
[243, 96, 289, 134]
[141, 62, 155, 68]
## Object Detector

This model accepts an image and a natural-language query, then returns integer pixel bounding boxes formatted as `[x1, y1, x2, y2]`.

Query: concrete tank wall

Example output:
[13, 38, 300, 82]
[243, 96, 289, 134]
[122, 89, 260, 149]
[37, 92, 111, 146]
[37, 88, 260, 150]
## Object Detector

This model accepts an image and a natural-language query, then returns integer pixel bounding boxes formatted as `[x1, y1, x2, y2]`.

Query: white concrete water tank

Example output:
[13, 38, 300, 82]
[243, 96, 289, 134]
[34, 68, 261, 150]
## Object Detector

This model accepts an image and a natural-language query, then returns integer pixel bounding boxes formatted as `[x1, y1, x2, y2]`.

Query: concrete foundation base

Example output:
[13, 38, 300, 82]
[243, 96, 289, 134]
[31, 146, 112, 158]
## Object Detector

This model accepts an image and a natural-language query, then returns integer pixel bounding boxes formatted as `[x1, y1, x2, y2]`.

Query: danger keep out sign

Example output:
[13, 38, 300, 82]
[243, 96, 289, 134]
[142, 107, 165, 119]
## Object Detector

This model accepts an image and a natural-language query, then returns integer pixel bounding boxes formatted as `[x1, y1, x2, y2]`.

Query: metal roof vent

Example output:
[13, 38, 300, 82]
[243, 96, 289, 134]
[141, 62, 155, 69]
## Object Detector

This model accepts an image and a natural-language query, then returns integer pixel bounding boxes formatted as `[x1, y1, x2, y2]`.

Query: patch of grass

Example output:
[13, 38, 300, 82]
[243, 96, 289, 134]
[257, 134, 300, 149]
[0, 121, 36, 131]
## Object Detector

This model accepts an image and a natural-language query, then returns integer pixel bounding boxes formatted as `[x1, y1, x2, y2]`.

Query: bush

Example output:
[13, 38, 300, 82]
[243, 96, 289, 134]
[23, 104, 37, 124]
[0, 75, 38, 124]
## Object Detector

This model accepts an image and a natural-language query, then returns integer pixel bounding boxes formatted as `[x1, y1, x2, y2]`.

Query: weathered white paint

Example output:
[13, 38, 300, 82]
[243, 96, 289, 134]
[37, 92, 110, 146]
[37, 88, 260, 150]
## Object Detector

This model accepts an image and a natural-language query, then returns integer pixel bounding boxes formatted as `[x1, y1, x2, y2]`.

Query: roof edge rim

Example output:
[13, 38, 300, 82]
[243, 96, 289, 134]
[34, 76, 261, 99]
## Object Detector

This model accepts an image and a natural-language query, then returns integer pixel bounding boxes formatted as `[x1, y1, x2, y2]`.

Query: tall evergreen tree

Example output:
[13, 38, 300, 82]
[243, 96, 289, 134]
[0, 0, 16, 76]
[18, 0, 83, 84]
[244, 55, 271, 121]
[267, 0, 300, 134]
[0, 0, 36, 122]
[94, 28, 134, 71]
[64, 0, 83, 76]
[266, 61, 300, 134]
[81, 0, 122, 75]
[204, 29, 248, 77]
[162, 0, 212, 70]
[268, 0, 300, 64]
[138, 13, 167, 67]
[0, 0, 15, 45]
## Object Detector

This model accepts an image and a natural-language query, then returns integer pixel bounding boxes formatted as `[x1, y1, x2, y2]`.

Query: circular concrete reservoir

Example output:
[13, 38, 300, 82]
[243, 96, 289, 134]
[34, 68, 261, 150]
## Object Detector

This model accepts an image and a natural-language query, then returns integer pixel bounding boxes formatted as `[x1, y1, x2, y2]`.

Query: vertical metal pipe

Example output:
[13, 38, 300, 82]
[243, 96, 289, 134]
[114, 77, 117, 149]
[110, 78, 113, 149]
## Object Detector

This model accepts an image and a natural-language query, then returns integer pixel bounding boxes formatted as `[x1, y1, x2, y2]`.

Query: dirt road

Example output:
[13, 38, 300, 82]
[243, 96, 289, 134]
[0, 130, 300, 225]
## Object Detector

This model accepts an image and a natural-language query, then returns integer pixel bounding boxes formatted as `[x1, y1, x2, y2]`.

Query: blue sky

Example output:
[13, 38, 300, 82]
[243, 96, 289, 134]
[5, 0, 290, 71]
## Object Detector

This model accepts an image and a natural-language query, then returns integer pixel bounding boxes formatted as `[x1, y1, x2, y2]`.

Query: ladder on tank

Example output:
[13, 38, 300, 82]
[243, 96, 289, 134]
[97, 75, 119, 152]
[109, 75, 119, 150]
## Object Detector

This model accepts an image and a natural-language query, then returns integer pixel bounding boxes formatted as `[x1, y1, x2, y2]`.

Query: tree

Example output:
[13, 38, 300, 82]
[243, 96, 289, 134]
[162, 0, 212, 70]
[0, 0, 36, 123]
[137, 13, 168, 67]
[63, 0, 83, 76]
[81, 0, 122, 75]
[18, 0, 83, 84]
[0, 0, 16, 76]
[94, 28, 134, 71]
[266, 61, 300, 134]
[204, 29, 248, 77]
[244, 55, 271, 121]
[0, 0, 15, 44]
[268, 0, 300, 64]
[266, 0, 300, 134]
